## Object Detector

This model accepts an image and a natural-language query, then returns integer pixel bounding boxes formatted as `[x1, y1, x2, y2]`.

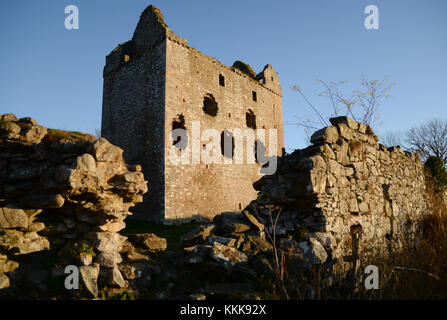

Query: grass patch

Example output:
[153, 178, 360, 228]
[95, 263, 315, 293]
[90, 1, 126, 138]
[44, 129, 97, 143]
[121, 220, 203, 250]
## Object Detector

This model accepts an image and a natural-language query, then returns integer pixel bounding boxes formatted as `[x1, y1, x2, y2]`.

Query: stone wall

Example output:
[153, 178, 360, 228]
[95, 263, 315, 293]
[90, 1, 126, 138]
[246, 116, 428, 270]
[101, 5, 284, 223]
[0, 113, 147, 296]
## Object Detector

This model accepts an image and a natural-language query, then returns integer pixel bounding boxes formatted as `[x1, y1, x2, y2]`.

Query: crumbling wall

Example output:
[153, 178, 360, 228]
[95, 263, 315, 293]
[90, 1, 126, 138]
[0, 114, 147, 297]
[102, 5, 285, 223]
[164, 34, 284, 223]
[246, 116, 428, 270]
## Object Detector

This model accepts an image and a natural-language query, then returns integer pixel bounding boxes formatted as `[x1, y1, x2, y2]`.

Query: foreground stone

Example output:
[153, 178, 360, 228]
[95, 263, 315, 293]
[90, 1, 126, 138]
[99, 266, 127, 288]
[180, 224, 216, 248]
[279, 238, 328, 268]
[129, 233, 167, 252]
[0, 230, 50, 255]
[0, 273, 9, 290]
[211, 242, 248, 265]
[213, 212, 251, 234]
[80, 264, 100, 298]
[0, 114, 148, 297]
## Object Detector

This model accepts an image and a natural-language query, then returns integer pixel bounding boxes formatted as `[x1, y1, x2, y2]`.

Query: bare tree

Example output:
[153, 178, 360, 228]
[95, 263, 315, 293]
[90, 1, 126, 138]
[405, 119, 447, 164]
[353, 77, 393, 127]
[380, 130, 405, 148]
[292, 76, 393, 132]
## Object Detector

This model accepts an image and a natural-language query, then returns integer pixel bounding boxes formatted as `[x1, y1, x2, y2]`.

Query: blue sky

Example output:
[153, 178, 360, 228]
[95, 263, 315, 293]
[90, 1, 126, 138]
[1, 0, 446, 152]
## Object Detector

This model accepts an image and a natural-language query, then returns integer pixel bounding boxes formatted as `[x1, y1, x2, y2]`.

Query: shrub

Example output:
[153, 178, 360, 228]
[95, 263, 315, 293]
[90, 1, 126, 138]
[70, 242, 96, 260]
[425, 156, 447, 193]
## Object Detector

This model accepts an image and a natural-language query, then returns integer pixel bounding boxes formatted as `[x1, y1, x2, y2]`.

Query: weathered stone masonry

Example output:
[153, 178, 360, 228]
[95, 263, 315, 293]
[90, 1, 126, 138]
[0, 113, 147, 295]
[101, 5, 284, 223]
[245, 116, 428, 270]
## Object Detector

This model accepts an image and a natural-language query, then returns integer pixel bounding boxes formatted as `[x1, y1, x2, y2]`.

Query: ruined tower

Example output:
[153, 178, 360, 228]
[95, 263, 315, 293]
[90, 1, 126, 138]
[101, 5, 284, 223]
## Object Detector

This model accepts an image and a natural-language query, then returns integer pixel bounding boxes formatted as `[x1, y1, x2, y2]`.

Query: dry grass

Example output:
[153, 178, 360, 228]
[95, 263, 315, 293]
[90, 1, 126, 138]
[365, 176, 447, 299]
[264, 172, 447, 300]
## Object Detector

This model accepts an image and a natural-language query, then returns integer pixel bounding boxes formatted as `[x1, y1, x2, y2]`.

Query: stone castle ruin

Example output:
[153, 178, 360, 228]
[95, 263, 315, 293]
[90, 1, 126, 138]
[0, 5, 437, 299]
[101, 5, 284, 223]
[100, 5, 432, 273]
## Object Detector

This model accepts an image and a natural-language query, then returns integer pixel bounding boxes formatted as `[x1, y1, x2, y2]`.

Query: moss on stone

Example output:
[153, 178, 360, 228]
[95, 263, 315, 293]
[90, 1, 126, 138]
[45, 129, 97, 143]
[232, 61, 257, 79]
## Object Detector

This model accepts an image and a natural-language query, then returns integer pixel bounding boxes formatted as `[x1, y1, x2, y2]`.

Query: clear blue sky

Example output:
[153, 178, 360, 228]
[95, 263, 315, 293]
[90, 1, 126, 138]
[1, 0, 446, 152]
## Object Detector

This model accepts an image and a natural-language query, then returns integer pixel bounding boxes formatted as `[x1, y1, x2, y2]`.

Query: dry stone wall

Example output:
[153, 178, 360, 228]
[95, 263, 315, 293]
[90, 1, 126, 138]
[0, 113, 147, 296]
[246, 116, 428, 270]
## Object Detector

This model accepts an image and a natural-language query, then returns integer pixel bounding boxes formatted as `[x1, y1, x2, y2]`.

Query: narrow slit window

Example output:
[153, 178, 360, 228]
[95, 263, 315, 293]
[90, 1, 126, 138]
[219, 74, 225, 87]
[252, 91, 257, 102]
